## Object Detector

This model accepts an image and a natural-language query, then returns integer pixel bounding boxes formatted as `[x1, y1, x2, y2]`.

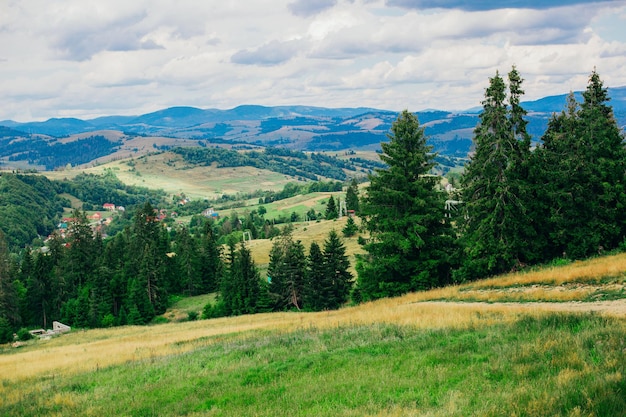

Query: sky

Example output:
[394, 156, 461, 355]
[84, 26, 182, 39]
[1, 0, 626, 121]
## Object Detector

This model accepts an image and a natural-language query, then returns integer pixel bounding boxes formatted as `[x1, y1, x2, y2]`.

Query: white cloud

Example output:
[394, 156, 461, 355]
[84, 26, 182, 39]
[0, 0, 625, 120]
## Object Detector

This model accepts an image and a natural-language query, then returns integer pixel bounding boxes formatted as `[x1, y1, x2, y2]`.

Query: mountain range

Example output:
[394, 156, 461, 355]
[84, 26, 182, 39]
[1, 87, 625, 170]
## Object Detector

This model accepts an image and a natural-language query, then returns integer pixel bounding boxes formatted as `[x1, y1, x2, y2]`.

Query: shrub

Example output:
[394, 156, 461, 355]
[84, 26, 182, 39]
[101, 313, 116, 328]
[17, 328, 33, 341]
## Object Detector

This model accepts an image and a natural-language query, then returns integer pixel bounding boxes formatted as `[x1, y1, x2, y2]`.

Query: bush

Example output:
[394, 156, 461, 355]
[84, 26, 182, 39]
[202, 301, 227, 319]
[17, 328, 33, 341]
[101, 313, 116, 328]
[187, 311, 199, 321]
[150, 316, 169, 325]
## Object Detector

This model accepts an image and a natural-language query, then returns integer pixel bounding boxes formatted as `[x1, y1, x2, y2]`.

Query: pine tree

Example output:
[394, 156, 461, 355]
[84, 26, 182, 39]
[267, 233, 307, 310]
[199, 221, 222, 293]
[530, 93, 580, 260]
[325, 195, 338, 220]
[532, 70, 626, 258]
[0, 230, 20, 328]
[218, 241, 261, 316]
[457, 68, 534, 279]
[342, 216, 358, 237]
[345, 178, 360, 214]
[304, 242, 325, 310]
[65, 209, 96, 294]
[175, 227, 202, 296]
[219, 239, 238, 316]
[321, 230, 353, 309]
[356, 110, 456, 301]
[233, 243, 261, 315]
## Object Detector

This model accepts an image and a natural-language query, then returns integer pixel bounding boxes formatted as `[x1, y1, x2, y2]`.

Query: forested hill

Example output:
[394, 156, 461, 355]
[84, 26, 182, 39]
[0, 172, 167, 250]
[0, 174, 67, 249]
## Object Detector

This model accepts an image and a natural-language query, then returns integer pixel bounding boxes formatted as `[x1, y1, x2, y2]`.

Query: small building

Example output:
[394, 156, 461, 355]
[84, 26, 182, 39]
[202, 208, 219, 218]
[103, 203, 115, 211]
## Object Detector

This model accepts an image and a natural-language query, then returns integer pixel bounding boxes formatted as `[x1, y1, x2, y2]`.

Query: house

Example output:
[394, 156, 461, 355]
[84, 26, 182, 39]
[103, 203, 115, 211]
[202, 208, 219, 218]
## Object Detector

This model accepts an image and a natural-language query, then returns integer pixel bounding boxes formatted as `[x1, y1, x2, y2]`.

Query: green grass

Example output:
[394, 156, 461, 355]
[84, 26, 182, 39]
[162, 294, 216, 322]
[2, 313, 625, 416]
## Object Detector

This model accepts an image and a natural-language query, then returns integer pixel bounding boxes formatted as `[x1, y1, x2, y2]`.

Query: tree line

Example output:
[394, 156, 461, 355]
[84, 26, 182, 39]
[0, 198, 354, 341]
[355, 68, 626, 301]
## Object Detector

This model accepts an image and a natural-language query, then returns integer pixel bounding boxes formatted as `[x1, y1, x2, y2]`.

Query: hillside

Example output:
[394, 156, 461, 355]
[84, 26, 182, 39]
[1, 253, 624, 416]
[2, 86, 625, 171]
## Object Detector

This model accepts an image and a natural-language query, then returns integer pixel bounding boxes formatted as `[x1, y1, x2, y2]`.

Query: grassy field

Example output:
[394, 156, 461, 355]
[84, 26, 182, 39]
[43, 151, 301, 200]
[1, 253, 625, 416]
[10, 153, 624, 415]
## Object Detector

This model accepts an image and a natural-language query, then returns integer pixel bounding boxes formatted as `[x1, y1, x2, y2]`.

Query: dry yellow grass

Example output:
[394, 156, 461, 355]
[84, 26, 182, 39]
[246, 216, 365, 266]
[3, 283, 624, 384]
[391, 253, 626, 304]
[470, 253, 626, 288]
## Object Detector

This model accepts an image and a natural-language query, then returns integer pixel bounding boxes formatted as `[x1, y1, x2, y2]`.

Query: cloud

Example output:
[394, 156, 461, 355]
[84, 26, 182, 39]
[0, 0, 625, 120]
[386, 0, 609, 11]
[231, 39, 303, 66]
[288, 0, 338, 17]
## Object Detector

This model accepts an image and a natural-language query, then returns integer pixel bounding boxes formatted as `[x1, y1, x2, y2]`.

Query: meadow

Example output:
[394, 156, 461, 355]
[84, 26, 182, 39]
[8, 152, 623, 416]
[1, 252, 625, 416]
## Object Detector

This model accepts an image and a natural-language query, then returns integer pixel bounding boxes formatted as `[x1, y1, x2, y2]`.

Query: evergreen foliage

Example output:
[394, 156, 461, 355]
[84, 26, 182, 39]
[356, 110, 457, 301]
[0, 173, 66, 250]
[320, 230, 353, 309]
[345, 178, 360, 214]
[457, 68, 535, 280]
[268, 233, 307, 310]
[342, 216, 358, 237]
[303, 242, 325, 310]
[0, 230, 20, 328]
[531, 70, 626, 259]
[303, 231, 353, 310]
[219, 242, 261, 316]
[325, 195, 338, 220]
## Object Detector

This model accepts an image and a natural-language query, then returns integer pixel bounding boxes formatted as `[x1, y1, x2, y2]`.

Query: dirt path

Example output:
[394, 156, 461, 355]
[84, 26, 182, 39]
[419, 299, 626, 317]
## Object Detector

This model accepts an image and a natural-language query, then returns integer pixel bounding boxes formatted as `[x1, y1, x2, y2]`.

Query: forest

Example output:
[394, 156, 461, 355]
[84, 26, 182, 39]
[1, 68, 625, 342]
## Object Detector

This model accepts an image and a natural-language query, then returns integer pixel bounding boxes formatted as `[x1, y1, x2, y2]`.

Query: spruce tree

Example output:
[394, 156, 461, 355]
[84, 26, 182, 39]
[457, 68, 534, 279]
[345, 178, 360, 214]
[530, 93, 580, 260]
[233, 243, 261, 315]
[325, 195, 338, 220]
[321, 230, 353, 309]
[342, 216, 358, 237]
[532, 70, 626, 258]
[267, 233, 307, 310]
[199, 221, 222, 293]
[356, 110, 456, 301]
[0, 230, 20, 328]
[304, 242, 325, 310]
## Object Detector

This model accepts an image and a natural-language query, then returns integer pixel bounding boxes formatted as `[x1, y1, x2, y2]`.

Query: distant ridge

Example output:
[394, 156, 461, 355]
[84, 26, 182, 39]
[1, 86, 624, 170]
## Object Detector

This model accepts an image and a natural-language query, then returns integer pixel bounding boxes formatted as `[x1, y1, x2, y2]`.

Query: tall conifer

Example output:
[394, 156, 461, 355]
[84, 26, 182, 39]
[356, 110, 456, 301]
[457, 68, 534, 279]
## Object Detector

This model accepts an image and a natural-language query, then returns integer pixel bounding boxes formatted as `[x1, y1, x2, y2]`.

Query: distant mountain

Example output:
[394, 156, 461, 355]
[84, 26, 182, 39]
[1, 86, 625, 170]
